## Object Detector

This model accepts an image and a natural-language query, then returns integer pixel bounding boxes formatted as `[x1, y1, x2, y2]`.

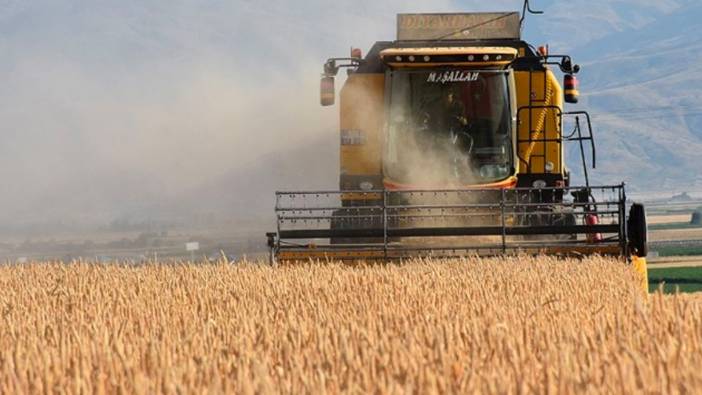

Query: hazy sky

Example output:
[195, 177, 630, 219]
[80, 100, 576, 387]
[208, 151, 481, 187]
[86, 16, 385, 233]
[2, 0, 521, 225]
[0, 0, 694, 227]
[0, 0, 460, 225]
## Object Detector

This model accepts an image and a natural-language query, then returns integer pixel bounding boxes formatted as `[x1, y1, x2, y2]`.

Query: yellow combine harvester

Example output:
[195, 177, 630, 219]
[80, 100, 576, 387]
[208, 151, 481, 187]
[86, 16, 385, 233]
[266, 5, 649, 284]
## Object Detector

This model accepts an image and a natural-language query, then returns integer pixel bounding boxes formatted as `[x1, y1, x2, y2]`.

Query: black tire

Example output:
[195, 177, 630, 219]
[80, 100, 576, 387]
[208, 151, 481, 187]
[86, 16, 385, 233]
[627, 203, 648, 257]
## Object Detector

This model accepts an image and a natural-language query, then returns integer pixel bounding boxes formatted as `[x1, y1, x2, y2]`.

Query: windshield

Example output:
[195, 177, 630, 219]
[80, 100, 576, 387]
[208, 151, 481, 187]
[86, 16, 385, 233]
[385, 69, 513, 186]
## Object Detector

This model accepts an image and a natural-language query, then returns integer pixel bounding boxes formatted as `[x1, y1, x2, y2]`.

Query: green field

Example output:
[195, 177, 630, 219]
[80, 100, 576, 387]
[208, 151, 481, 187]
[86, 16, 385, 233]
[649, 222, 702, 231]
[649, 266, 702, 293]
[652, 244, 702, 257]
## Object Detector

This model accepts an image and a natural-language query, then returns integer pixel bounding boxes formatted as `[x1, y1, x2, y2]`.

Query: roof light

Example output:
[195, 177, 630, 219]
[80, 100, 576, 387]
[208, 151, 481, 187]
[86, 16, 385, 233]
[483, 55, 490, 61]
[424, 55, 431, 62]
[468, 55, 475, 61]
[395, 56, 402, 62]
[409, 55, 415, 62]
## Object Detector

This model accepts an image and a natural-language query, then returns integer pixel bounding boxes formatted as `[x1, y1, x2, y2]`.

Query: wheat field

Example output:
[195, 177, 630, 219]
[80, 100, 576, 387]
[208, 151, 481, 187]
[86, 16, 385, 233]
[0, 257, 700, 394]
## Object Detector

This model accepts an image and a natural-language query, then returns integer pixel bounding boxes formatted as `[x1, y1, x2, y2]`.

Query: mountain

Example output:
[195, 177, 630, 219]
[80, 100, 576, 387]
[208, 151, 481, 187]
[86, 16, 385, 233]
[566, 2, 702, 192]
[521, 0, 692, 51]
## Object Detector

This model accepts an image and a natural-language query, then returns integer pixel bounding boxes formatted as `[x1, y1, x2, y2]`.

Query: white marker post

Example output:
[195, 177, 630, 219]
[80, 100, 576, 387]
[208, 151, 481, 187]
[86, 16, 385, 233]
[185, 242, 200, 262]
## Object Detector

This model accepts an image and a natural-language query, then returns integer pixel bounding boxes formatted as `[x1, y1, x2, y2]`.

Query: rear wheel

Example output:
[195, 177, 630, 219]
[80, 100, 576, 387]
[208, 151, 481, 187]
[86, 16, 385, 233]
[627, 203, 648, 257]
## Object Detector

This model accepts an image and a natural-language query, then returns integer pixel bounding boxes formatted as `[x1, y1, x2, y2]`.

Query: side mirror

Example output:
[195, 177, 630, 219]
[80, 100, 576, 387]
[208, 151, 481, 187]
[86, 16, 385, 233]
[320, 76, 335, 106]
[564, 74, 579, 104]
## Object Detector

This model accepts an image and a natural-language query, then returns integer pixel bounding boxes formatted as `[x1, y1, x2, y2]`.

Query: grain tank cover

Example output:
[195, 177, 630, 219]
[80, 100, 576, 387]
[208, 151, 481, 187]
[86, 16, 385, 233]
[397, 12, 521, 41]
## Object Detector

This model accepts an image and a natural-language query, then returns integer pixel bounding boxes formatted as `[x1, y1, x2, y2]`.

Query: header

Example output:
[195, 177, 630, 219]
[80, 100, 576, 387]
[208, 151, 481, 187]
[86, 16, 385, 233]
[397, 12, 521, 41]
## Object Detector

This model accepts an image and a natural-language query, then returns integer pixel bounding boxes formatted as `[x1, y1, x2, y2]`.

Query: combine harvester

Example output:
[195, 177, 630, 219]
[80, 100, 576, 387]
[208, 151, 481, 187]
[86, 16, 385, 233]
[266, 2, 649, 288]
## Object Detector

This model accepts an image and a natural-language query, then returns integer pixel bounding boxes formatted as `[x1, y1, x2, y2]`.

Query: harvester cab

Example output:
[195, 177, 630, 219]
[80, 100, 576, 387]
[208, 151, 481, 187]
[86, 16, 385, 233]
[266, 5, 649, 276]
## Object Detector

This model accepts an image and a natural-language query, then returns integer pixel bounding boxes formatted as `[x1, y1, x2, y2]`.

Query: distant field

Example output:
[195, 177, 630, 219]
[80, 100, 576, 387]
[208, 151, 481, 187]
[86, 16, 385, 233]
[0, 257, 700, 393]
[640, 208, 702, 245]
[649, 222, 702, 231]
[648, 256, 702, 267]
[647, 211, 700, 232]
[651, 243, 702, 257]
[649, 227, 702, 242]
[649, 266, 702, 293]
[648, 214, 693, 225]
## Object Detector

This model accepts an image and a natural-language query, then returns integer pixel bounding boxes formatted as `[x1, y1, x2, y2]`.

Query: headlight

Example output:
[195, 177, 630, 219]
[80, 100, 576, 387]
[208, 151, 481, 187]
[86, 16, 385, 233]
[545, 161, 555, 173]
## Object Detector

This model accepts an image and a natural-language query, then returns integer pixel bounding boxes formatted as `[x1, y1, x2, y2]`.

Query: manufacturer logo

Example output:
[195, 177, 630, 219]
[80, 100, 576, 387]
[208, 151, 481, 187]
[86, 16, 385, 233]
[427, 71, 479, 84]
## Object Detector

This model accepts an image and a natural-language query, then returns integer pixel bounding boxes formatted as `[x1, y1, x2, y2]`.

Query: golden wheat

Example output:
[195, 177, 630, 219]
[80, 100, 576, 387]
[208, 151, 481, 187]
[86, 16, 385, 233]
[0, 256, 699, 394]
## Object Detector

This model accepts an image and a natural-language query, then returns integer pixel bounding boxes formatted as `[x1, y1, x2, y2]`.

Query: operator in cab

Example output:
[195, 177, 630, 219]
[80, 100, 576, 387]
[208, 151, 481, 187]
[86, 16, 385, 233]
[420, 90, 470, 135]
[438, 91, 469, 134]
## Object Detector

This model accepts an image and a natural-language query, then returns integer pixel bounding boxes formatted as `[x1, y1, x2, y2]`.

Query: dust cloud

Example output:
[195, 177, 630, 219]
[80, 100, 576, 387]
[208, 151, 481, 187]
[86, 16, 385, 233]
[0, 0, 470, 235]
[387, 126, 482, 189]
[2, 0, 684, 257]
